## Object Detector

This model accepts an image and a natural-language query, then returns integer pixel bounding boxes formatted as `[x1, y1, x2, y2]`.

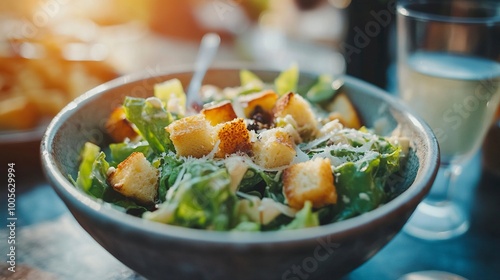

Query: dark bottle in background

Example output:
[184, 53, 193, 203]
[483, 119, 500, 178]
[295, 0, 396, 89]
[343, 0, 395, 89]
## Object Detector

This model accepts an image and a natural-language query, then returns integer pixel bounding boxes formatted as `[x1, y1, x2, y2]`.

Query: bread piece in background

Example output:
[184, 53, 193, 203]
[0, 43, 117, 131]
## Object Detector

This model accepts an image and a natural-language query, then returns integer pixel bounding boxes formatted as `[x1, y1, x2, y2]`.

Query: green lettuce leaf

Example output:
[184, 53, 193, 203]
[154, 78, 186, 117]
[239, 69, 265, 95]
[237, 168, 265, 195]
[75, 142, 101, 193]
[261, 171, 285, 203]
[158, 153, 183, 203]
[375, 139, 402, 180]
[232, 221, 261, 232]
[147, 160, 237, 230]
[231, 210, 261, 232]
[274, 63, 299, 95]
[171, 168, 236, 230]
[86, 152, 110, 198]
[261, 214, 293, 231]
[333, 154, 386, 221]
[281, 201, 319, 230]
[123, 96, 175, 154]
[73, 142, 148, 213]
[305, 74, 337, 103]
[109, 140, 152, 166]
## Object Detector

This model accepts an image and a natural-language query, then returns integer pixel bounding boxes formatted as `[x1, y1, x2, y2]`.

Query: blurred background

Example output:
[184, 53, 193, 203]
[0, 0, 395, 132]
[1, 3, 500, 280]
[1, 0, 498, 173]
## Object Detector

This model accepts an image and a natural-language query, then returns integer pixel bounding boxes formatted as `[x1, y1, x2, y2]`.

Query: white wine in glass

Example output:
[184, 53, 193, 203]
[397, 0, 500, 240]
[400, 52, 500, 164]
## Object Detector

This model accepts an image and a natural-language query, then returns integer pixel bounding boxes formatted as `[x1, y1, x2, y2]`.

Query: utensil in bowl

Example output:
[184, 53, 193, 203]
[186, 33, 221, 113]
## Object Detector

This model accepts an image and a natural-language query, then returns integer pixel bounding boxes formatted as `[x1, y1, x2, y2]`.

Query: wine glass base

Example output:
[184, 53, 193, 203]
[403, 201, 469, 240]
[398, 270, 467, 280]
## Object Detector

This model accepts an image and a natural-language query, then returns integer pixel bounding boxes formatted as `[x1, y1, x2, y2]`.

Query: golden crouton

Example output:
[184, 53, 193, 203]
[165, 114, 215, 158]
[201, 101, 237, 125]
[105, 106, 139, 142]
[252, 127, 296, 169]
[273, 92, 318, 139]
[108, 152, 159, 205]
[282, 157, 337, 209]
[325, 92, 362, 129]
[239, 90, 279, 118]
[215, 118, 252, 158]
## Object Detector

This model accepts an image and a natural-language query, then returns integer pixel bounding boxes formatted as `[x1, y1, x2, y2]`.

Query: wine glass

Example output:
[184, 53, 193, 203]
[397, 0, 500, 240]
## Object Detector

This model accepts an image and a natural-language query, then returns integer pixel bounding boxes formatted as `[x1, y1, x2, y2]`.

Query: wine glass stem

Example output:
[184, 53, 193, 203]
[425, 164, 462, 205]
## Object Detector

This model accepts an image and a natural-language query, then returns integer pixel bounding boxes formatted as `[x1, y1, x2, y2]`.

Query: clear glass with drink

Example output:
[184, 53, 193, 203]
[397, 0, 500, 240]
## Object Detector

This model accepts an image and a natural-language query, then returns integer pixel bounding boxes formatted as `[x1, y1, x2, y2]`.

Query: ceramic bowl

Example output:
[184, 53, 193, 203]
[41, 66, 439, 280]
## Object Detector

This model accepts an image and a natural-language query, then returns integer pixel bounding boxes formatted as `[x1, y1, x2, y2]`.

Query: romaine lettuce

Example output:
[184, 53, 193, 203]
[123, 96, 175, 154]
[109, 140, 152, 166]
[281, 201, 319, 230]
[147, 159, 238, 231]
[170, 168, 236, 230]
[333, 154, 386, 221]
[239, 69, 265, 95]
[74, 142, 147, 212]
[305, 74, 337, 103]
[75, 142, 101, 193]
[275, 64, 299, 95]
[154, 78, 186, 117]
[301, 129, 402, 222]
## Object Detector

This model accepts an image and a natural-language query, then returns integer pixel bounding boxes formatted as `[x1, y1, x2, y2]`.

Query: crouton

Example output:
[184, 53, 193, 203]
[252, 127, 296, 169]
[108, 152, 159, 205]
[273, 92, 318, 139]
[239, 90, 278, 118]
[201, 101, 237, 125]
[282, 157, 337, 209]
[325, 92, 362, 129]
[165, 114, 215, 158]
[215, 118, 252, 158]
[105, 106, 139, 142]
